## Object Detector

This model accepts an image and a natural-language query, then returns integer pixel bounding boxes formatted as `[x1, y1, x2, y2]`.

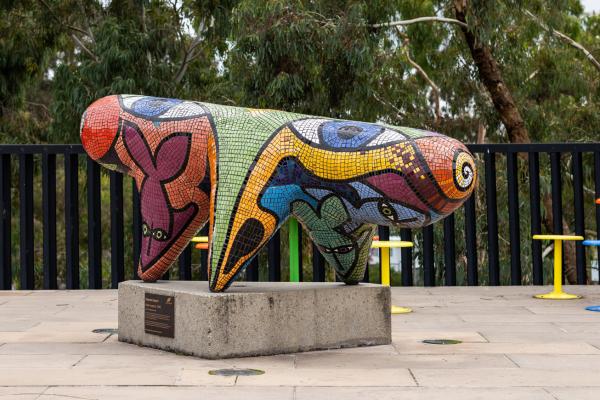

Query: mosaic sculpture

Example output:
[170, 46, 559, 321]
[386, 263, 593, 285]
[80, 95, 476, 292]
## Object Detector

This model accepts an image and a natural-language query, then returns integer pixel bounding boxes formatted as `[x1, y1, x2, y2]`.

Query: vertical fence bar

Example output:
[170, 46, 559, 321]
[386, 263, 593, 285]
[178, 245, 192, 280]
[289, 218, 300, 282]
[298, 227, 303, 282]
[110, 172, 124, 287]
[422, 225, 434, 286]
[312, 242, 325, 282]
[42, 154, 57, 289]
[268, 232, 281, 282]
[595, 152, 600, 283]
[550, 152, 564, 281]
[550, 152, 563, 234]
[87, 158, 102, 289]
[572, 151, 586, 284]
[507, 152, 522, 285]
[464, 196, 478, 285]
[246, 258, 259, 281]
[400, 228, 412, 286]
[132, 180, 141, 280]
[19, 154, 34, 290]
[529, 152, 543, 285]
[65, 154, 79, 289]
[484, 151, 500, 285]
[443, 215, 456, 286]
[199, 225, 209, 281]
[378, 226, 390, 285]
[0, 155, 11, 289]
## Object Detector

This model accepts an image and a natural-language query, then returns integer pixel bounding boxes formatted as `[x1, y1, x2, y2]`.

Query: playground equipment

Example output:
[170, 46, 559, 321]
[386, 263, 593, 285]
[191, 236, 209, 250]
[371, 239, 414, 314]
[532, 234, 584, 299]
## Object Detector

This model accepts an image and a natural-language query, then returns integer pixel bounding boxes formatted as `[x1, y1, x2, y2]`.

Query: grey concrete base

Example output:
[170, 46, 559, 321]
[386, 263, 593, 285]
[118, 280, 391, 359]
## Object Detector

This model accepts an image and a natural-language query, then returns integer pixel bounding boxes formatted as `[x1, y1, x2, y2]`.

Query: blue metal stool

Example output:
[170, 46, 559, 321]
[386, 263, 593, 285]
[582, 239, 600, 312]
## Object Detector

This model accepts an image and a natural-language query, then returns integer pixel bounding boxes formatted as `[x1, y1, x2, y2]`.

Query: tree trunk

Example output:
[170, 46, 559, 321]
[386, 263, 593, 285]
[453, 0, 579, 283]
[453, 0, 530, 144]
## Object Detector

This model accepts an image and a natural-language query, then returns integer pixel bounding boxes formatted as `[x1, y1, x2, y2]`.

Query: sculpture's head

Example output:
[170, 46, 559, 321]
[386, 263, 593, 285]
[80, 95, 212, 282]
[411, 134, 476, 221]
[80, 95, 124, 172]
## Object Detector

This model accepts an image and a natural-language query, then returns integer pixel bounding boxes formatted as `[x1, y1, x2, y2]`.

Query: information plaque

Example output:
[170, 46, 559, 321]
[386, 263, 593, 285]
[144, 293, 175, 338]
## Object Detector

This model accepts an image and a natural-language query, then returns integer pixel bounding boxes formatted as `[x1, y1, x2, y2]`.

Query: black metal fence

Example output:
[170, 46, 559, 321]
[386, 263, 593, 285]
[0, 143, 599, 290]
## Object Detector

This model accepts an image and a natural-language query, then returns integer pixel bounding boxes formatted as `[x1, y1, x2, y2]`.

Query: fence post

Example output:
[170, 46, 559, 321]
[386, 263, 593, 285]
[87, 157, 102, 289]
[422, 225, 435, 286]
[400, 228, 413, 286]
[529, 152, 543, 285]
[0, 155, 11, 289]
[464, 196, 478, 285]
[42, 153, 57, 289]
[110, 172, 125, 287]
[507, 152, 522, 285]
[484, 150, 500, 285]
[312, 242, 325, 282]
[19, 154, 34, 290]
[65, 154, 80, 289]
[268, 232, 281, 282]
[443, 214, 456, 286]
[572, 151, 586, 284]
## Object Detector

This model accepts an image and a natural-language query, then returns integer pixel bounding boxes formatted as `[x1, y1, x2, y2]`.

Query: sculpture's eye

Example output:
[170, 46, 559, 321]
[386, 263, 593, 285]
[141, 222, 150, 237]
[378, 201, 398, 222]
[153, 229, 168, 241]
[453, 150, 475, 192]
[318, 245, 332, 254]
[332, 245, 354, 254]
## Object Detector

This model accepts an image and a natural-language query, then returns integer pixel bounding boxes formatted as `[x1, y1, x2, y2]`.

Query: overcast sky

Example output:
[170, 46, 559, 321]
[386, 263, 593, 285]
[582, 0, 600, 13]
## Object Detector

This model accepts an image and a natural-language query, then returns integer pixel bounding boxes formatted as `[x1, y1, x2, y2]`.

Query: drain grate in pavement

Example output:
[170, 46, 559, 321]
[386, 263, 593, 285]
[92, 328, 118, 334]
[209, 368, 265, 376]
[422, 339, 462, 345]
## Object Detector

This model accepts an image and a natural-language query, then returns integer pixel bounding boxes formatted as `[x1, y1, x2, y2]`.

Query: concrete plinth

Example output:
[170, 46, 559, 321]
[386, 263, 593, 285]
[118, 280, 391, 359]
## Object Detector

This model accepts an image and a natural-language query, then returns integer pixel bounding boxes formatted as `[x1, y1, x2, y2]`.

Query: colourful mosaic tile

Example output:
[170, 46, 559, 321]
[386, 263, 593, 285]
[80, 95, 476, 292]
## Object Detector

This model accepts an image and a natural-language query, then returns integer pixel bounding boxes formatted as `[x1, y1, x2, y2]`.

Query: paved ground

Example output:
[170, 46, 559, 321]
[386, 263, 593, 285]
[1, 285, 600, 399]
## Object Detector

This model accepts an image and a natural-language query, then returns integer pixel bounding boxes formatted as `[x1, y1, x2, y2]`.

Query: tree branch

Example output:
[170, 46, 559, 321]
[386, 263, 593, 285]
[397, 28, 442, 125]
[70, 33, 99, 62]
[174, 36, 203, 84]
[38, 0, 99, 62]
[372, 90, 404, 120]
[524, 9, 600, 73]
[372, 16, 468, 29]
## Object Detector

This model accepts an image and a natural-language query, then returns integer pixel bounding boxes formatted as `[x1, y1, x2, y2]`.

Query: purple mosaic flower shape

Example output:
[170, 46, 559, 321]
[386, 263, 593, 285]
[122, 123, 196, 272]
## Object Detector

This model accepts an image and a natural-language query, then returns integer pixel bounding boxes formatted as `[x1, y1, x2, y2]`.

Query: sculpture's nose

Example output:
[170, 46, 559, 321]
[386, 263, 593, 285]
[415, 136, 476, 203]
[80, 95, 121, 160]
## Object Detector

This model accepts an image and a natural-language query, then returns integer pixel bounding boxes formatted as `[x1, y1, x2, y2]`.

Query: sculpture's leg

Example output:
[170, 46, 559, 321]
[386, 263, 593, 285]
[292, 196, 377, 284]
[208, 204, 281, 292]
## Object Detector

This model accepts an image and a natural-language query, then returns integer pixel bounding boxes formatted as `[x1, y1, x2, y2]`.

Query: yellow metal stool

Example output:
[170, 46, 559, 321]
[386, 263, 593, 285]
[532, 234, 584, 300]
[371, 240, 414, 314]
[192, 236, 209, 250]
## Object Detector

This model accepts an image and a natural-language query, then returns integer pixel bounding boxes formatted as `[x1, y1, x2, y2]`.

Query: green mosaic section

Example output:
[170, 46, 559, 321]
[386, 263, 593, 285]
[201, 103, 306, 268]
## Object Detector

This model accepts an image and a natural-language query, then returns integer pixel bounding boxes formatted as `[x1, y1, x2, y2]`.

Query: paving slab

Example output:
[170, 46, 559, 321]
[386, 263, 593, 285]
[295, 387, 555, 400]
[546, 387, 600, 400]
[1, 285, 599, 397]
[412, 367, 600, 387]
[41, 386, 294, 400]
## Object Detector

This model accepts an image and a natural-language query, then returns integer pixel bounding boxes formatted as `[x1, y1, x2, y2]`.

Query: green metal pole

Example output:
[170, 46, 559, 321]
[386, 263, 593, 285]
[289, 218, 300, 282]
